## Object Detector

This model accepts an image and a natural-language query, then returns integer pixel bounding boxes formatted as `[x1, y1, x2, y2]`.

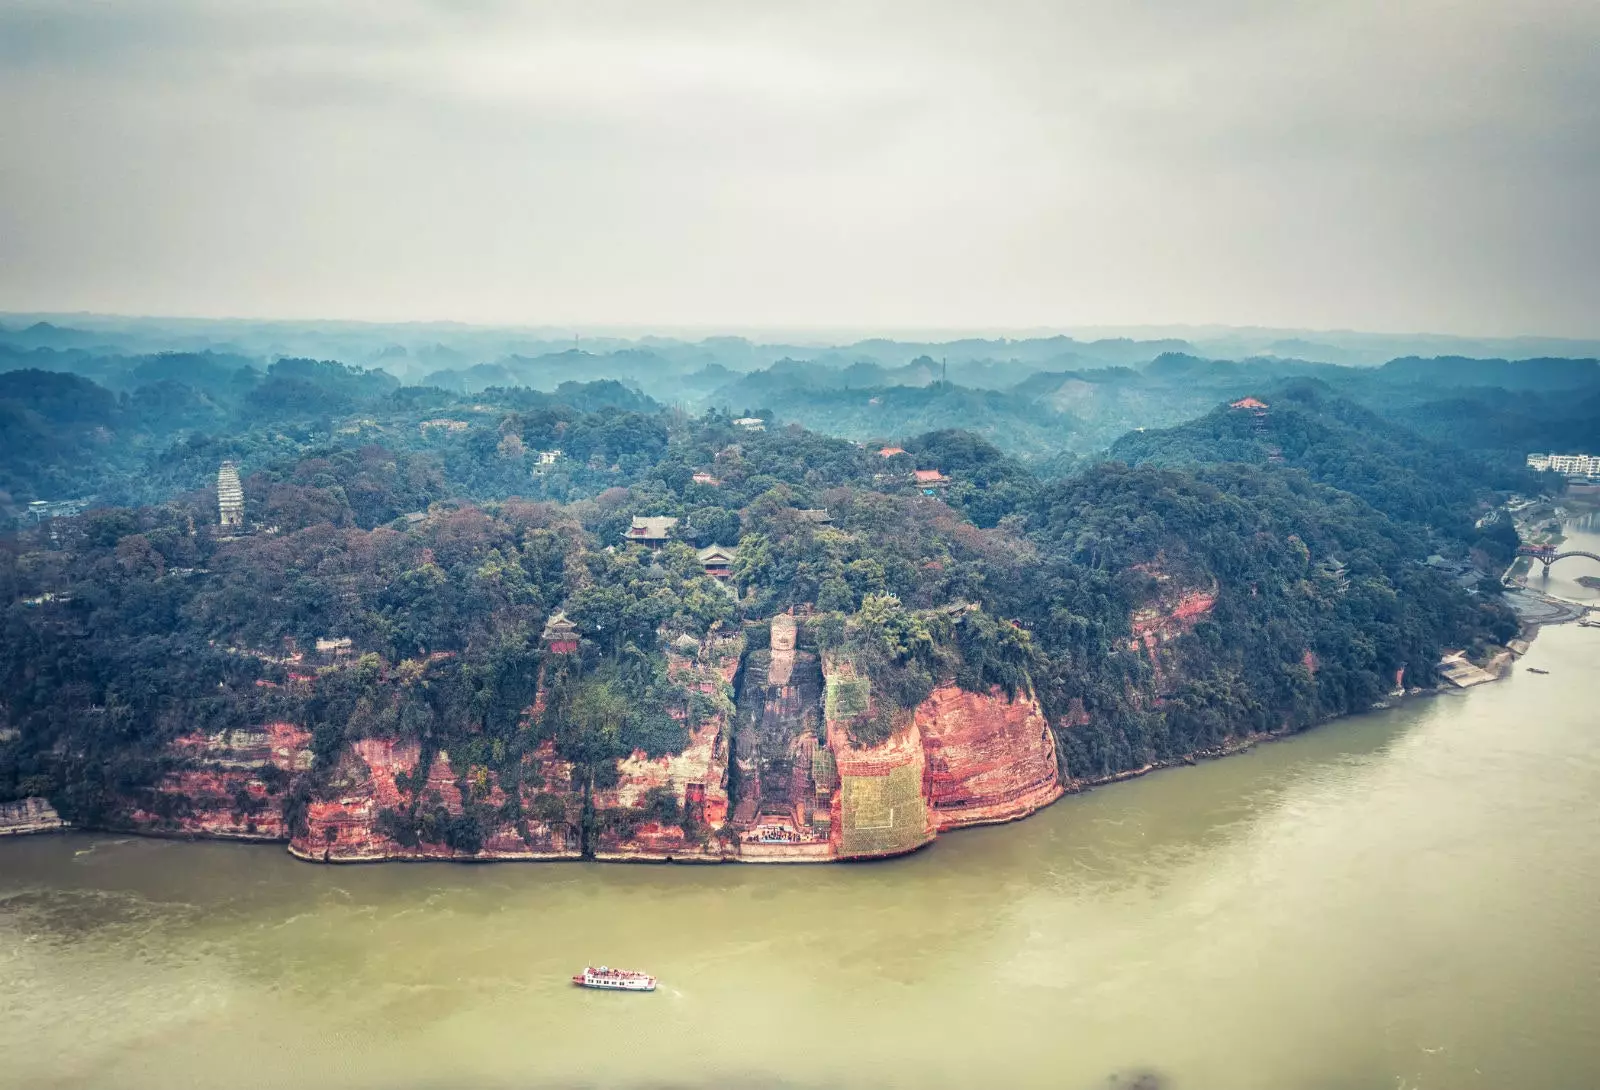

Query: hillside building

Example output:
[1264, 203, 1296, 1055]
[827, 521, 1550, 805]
[1527, 452, 1600, 479]
[541, 610, 579, 653]
[697, 544, 738, 580]
[217, 461, 244, 527]
[624, 516, 678, 546]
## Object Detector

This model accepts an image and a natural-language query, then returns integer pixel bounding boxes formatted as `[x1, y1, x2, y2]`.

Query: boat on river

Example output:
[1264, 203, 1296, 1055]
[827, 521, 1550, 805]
[572, 965, 656, 991]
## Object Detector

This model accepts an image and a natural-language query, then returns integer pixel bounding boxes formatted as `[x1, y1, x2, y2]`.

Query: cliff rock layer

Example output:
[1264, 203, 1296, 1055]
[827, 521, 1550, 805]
[917, 684, 1062, 829]
[99, 628, 1063, 864]
[821, 657, 937, 859]
[290, 635, 741, 863]
[589, 638, 739, 861]
[290, 738, 579, 862]
[121, 722, 312, 840]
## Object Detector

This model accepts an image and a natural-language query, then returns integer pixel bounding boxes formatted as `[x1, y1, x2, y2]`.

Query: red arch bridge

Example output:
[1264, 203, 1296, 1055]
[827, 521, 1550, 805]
[1518, 544, 1600, 572]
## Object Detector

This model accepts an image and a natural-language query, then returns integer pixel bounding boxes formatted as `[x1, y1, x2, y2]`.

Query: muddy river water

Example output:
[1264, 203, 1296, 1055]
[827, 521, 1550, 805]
[4, 542, 1599, 1090]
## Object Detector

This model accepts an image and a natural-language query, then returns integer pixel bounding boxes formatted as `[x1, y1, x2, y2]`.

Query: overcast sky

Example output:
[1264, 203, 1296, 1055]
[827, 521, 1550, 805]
[1, 1, 1596, 335]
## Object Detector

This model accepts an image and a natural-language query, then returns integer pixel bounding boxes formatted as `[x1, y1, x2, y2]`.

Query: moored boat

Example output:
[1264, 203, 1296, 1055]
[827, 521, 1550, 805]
[572, 965, 656, 991]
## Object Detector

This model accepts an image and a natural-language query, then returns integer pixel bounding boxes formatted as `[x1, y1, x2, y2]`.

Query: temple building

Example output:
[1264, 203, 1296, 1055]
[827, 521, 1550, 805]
[913, 468, 949, 494]
[542, 611, 580, 654]
[217, 461, 244, 527]
[697, 544, 738, 580]
[623, 516, 678, 546]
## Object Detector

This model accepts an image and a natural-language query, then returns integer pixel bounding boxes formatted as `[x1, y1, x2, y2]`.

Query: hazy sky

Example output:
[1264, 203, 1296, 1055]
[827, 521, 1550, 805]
[2, 1, 1596, 335]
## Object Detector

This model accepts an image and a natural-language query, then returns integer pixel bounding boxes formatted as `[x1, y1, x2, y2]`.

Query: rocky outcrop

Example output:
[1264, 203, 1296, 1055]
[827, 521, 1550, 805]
[98, 626, 1067, 864]
[290, 737, 579, 862]
[916, 684, 1062, 829]
[290, 634, 743, 863]
[121, 722, 312, 840]
[1128, 587, 1217, 657]
[589, 636, 740, 862]
[0, 796, 66, 836]
[822, 658, 937, 860]
[723, 630, 1066, 862]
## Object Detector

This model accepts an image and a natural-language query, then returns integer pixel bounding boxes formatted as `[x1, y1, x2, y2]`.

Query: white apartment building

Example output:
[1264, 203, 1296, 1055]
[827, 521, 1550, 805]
[1526, 452, 1600, 478]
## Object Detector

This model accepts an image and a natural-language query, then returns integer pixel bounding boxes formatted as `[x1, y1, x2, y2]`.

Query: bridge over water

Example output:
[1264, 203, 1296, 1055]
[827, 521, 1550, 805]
[1517, 545, 1600, 573]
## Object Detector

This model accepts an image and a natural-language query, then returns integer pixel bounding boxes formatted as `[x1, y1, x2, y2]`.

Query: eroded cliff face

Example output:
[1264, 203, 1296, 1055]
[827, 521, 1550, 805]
[589, 637, 740, 861]
[291, 737, 580, 862]
[291, 636, 743, 863]
[119, 722, 312, 840]
[823, 665, 936, 859]
[101, 624, 1066, 863]
[917, 684, 1062, 830]
[1129, 588, 1218, 659]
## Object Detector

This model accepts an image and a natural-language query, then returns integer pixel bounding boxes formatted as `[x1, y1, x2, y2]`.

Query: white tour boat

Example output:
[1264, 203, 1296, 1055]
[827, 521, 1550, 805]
[571, 965, 657, 992]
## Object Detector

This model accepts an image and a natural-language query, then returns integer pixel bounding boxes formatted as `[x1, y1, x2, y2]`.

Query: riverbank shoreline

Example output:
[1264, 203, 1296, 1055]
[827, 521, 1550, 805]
[8, 565, 1594, 861]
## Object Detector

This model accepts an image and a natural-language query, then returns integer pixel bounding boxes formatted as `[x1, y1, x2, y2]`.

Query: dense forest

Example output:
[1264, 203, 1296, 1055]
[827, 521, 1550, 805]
[2, 346, 1530, 836]
[4, 318, 1597, 521]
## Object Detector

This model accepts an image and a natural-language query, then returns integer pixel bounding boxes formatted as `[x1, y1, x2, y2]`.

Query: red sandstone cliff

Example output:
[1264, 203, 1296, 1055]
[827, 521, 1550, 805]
[1128, 587, 1218, 658]
[290, 737, 580, 862]
[824, 688, 936, 860]
[916, 684, 1062, 829]
[108, 627, 1068, 864]
[289, 633, 742, 863]
[588, 636, 740, 861]
[121, 722, 312, 840]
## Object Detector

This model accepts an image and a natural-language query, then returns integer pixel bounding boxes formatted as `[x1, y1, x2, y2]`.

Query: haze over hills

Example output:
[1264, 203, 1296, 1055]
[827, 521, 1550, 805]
[4, 316, 1600, 520]
[7, 313, 1600, 381]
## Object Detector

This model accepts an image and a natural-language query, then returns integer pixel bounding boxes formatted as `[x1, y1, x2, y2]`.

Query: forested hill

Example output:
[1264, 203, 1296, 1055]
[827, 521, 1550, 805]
[3, 396, 1519, 825]
[1108, 381, 1544, 553]
[9, 334, 1600, 525]
[0, 360, 663, 519]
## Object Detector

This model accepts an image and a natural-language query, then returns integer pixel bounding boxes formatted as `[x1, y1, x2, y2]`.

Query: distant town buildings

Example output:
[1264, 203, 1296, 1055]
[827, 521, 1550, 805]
[420, 419, 471, 434]
[537, 449, 563, 465]
[732, 417, 766, 432]
[217, 461, 244, 527]
[878, 446, 906, 457]
[25, 499, 89, 523]
[1527, 452, 1600, 479]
